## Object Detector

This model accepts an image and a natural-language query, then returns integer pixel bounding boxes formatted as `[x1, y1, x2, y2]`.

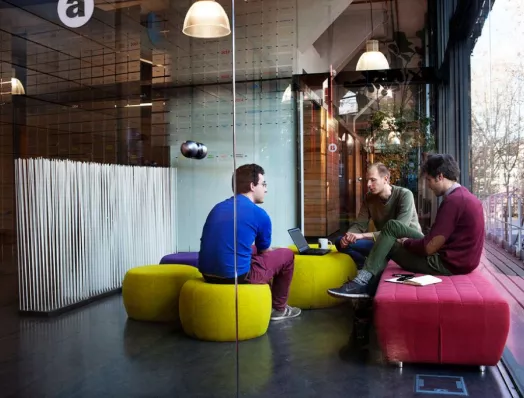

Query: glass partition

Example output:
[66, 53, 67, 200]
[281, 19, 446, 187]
[471, 0, 524, 391]
[294, 72, 434, 239]
[0, 0, 240, 395]
[4, 0, 506, 396]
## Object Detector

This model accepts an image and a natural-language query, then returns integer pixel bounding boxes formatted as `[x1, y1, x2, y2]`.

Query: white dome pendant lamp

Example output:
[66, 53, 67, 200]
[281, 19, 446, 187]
[182, 0, 231, 38]
[356, 40, 390, 71]
[356, 0, 389, 71]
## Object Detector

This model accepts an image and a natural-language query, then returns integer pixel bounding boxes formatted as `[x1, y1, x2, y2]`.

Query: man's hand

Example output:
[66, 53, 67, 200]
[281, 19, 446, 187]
[397, 238, 408, 245]
[340, 232, 362, 248]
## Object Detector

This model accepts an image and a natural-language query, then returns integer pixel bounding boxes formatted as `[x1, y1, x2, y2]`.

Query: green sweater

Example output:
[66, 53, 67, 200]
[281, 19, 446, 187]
[348, 185, 421, 237]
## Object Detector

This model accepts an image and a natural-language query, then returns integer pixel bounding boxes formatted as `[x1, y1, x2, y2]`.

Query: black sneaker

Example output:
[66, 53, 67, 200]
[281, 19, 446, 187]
[327, 280, 370, 298]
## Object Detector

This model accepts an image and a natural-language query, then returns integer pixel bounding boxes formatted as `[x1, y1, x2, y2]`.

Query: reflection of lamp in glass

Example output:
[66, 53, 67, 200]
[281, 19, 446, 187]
[182, 0, 231, 38]
[281, 85, 292, 103]
[11, 78, 25, 95]
[388, 131, 401, 145]
[0, 78, 25, 95]
[356, 0, 389, 71]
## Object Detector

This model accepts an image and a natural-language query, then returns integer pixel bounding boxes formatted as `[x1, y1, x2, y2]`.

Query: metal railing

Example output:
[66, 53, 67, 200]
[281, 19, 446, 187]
[483, 192, 524, 260]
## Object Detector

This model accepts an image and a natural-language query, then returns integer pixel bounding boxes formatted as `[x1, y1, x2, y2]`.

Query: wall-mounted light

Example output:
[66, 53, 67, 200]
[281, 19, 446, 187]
[182, 0, 231, 38]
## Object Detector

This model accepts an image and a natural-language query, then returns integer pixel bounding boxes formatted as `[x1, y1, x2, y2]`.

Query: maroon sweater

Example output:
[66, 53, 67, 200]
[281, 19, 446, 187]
[403, 186, 485, 274]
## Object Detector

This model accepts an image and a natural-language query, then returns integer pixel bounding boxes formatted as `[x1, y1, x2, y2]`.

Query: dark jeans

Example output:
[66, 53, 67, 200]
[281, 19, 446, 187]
[335, 237, 374, 269]
[203, 248, 295, 311]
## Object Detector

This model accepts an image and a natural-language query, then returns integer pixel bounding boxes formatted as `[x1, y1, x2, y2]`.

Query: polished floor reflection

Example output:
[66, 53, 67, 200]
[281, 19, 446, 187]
[0, 295, 513, 397]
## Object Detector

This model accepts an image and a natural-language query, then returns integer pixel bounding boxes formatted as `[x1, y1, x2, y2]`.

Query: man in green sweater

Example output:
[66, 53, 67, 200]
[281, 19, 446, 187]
[333, 162, 422, 346]
[335, 163, 421, 270]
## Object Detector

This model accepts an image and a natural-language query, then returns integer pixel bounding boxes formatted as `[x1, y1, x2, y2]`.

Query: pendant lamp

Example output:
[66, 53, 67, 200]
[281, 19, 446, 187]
[356, 0, 389, 71]
[0, 78, 25, 95]
[182, 0, 231, 38]
[356, 40, 390, 71]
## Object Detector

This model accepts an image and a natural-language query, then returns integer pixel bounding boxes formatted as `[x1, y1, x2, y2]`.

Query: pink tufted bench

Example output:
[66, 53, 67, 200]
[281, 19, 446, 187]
[374, 262, 510, 370]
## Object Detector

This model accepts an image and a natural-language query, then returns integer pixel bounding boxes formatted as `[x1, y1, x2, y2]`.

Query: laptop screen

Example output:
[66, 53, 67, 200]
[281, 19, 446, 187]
[288, 228, 309, 252]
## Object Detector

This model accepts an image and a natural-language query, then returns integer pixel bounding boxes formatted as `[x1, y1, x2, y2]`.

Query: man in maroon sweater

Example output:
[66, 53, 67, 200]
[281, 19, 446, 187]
[328, 154, 485, 298]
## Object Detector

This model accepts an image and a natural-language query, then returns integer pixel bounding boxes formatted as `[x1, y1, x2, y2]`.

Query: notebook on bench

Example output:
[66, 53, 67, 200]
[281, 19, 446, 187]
[386, 274, 442, 286]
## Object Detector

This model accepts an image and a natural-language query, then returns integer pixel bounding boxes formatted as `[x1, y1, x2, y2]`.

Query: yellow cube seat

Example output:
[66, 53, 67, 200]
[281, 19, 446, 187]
[288, 246, 357, 309]
[122, 264, 201, 322]
[179, 278, 271, 342]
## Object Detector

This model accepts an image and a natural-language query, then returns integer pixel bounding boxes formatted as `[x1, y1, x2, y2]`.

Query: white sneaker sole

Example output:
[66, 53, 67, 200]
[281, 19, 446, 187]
[270, 309, 301, 321]
[327, 289, 370, 299]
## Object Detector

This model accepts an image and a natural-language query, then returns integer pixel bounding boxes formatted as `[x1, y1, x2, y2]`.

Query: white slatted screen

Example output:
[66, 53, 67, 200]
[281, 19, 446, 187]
[15, 159, 177, 312]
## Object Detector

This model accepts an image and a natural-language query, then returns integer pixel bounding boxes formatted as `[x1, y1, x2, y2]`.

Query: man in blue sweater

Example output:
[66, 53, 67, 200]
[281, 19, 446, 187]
[199, 164, 301, 321]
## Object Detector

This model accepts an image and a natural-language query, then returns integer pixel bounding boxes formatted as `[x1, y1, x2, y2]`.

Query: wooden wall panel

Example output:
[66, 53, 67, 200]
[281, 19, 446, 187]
[326, 118, 340, 236]
[302, 103, 341, 237]
[303, 103, 325, 236]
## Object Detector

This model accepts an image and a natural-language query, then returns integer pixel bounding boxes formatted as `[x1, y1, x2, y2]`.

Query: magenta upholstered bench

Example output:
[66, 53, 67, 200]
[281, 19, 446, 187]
[374, 262, 510, 370]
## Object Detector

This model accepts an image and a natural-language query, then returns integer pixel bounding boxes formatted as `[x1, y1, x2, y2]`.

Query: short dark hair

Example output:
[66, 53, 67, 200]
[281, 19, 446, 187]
[421, 154, 460, 181]
[369, 162, 390, 178]
[232, 164, 265, 194]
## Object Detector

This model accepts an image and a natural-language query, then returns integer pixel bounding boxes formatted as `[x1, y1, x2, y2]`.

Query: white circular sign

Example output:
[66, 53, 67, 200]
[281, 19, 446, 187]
[328, 143, 337, 153]
[58, 0, 94, 28]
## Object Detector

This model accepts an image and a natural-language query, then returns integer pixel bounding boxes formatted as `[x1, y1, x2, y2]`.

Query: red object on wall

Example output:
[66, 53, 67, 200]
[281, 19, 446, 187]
[374, 262, 510, 366]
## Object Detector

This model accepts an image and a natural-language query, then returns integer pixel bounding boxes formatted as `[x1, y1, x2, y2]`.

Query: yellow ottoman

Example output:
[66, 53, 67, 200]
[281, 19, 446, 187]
[179, 278, 271, 342]
[122, 264, 201, 322]
[288, 246, 357, 309]
[290, 243, 337, 253]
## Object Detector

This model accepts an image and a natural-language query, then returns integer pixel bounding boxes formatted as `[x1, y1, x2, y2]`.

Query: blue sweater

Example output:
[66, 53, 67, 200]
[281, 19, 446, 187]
[198, 195, 272, 278]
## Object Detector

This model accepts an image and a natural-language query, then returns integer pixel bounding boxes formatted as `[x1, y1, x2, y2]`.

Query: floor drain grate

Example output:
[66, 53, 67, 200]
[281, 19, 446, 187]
[415, 375, 468, 396]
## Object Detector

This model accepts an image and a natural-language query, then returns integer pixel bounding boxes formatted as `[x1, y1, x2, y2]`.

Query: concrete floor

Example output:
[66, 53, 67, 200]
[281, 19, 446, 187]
[0, 295, 514, 398]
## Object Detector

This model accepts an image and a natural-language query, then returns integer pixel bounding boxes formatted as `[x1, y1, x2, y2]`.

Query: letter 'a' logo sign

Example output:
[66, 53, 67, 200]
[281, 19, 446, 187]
[58, 0, 94, 28]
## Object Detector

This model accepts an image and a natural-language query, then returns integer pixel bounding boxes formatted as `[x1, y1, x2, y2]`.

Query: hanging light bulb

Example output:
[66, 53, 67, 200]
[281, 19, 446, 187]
[182, 0, 231, 38]
[356, 40, 390, 71]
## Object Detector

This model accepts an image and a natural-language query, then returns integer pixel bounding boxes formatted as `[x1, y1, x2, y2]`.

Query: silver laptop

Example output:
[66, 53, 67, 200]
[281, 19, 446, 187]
[288, 228, 330, 255]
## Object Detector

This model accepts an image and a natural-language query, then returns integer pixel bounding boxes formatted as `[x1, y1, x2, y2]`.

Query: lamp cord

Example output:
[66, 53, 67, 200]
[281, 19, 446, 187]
[370, 0, 374, 35]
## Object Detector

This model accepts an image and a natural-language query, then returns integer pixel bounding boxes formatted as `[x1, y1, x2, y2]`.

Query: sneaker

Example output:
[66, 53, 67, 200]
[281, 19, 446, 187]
[327, 280, 370, 298]
[270, 305, 301, 321]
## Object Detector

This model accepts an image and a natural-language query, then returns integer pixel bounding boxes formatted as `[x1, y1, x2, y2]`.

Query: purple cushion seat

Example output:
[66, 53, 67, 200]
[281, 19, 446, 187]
[160, 252, 199, 267]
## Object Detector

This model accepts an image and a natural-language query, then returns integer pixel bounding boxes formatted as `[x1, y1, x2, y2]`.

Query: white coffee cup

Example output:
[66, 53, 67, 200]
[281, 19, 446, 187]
[318, 238, 333, 250]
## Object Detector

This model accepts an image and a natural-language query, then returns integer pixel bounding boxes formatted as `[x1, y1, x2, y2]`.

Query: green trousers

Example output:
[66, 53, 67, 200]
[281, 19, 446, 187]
[364, 220, 452, 277]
